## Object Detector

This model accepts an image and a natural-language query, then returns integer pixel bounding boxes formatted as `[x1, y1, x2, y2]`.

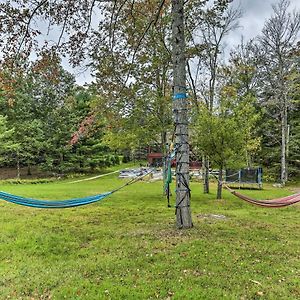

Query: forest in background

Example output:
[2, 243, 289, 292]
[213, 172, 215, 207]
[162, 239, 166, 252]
[0, 0, 299, 183]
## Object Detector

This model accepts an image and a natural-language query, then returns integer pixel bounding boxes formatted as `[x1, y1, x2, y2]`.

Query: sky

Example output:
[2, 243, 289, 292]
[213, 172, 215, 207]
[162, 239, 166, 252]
[228, 0, 300, 47]
[70, 0, 300, 85]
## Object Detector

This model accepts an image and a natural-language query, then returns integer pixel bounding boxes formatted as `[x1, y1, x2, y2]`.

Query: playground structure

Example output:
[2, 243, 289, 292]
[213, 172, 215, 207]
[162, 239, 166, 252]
[225, 167, 263, 189]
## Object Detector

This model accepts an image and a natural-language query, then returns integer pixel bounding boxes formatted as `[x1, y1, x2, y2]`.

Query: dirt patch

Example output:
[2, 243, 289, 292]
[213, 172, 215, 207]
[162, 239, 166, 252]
[197, 213, 228, 220]
[292, 187, 300, 193]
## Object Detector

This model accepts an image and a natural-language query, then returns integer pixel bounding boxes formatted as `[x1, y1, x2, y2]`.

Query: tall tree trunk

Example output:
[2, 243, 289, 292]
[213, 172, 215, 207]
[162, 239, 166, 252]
[246, 149, 252, 168]
[203, 155, 210, 193]
[16, 154, 20, 179]
[60, 152, 64, 164]
[27, 164, 32, 176]
[172, 0, 192, 229]
[286, 124, 290, 158]
[209, 69, 216, 112]
[281, 100, 288, 185]
[161, 131, 167, 156]
[217, 167, 223, 199]
[161, 131, 167, 195]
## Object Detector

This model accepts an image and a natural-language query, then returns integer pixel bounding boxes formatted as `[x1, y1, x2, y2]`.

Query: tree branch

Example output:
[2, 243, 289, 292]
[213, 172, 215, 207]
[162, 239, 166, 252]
[17, 0, 48, 56]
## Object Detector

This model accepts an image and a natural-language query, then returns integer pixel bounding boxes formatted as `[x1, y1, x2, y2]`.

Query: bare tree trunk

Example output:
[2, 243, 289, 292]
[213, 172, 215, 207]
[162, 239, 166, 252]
[203, 155, 209, 193]
[286, 124, 290, 158]
[217, 168, 223, 199]
[281, 100, 288, 185]
[172, 0, 192, 229]
[27, 164, 32, 176]
[60, 152, 64, 164]
[162, 131, 167, 195]
[16, 154, 20, 179]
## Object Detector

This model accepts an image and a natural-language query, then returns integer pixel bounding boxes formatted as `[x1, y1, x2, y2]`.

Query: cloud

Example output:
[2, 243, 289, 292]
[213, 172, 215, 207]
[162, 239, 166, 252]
[227, 0, 300, 47]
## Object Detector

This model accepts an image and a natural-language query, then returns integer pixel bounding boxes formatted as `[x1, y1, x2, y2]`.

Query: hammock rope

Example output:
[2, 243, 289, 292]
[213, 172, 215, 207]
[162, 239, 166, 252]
[69, 169, 121, 184]
[0, 170, 153, 209]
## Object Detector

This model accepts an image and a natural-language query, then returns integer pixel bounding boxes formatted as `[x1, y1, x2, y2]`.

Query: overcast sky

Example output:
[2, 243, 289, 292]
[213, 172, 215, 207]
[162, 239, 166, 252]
[71, 0, 300, 85]
[229, 0, 300, 46]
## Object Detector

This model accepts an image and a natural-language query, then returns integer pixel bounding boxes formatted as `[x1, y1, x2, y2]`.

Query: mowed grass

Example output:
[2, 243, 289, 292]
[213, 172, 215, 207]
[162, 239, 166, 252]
[0, 173, 300, 300]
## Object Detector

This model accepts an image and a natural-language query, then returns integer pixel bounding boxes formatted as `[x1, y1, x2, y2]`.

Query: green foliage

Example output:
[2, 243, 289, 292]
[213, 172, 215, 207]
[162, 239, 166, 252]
[289, 118, 300, 176]
[14, 119, 45, 167]
[0, 115, 18, 161]
[0, 57, 75, 171]
[91, 1, 174, 154]
[256, 59, 300, 180]
[0, 56, 120, 176]
[0, 178, 56, 185]
[194, 87, 260, 170]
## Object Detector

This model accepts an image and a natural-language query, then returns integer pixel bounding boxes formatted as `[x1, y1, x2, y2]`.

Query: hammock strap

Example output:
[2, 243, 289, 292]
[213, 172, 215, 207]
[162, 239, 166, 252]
[110, 169, 153, 194]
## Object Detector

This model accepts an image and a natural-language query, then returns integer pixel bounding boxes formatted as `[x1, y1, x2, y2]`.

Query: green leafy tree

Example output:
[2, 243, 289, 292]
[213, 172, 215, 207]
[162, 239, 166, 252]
[0, 53, 78, 176]
[91, 0, 174, 158]
[0, 63, 42, 177]
[186, 0, 241, 193]
[0, 115, 19, 164]
[194, 85, 260, 199]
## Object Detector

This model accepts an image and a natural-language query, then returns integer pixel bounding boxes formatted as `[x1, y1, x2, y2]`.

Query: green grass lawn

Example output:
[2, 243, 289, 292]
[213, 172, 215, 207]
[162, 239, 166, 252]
[0, 172, 300, 299]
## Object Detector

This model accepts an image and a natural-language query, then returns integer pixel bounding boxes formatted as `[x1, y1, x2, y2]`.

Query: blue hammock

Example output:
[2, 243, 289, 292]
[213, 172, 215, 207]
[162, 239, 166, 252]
[0, 169, 153, 209]
[0, 191, 112, 209]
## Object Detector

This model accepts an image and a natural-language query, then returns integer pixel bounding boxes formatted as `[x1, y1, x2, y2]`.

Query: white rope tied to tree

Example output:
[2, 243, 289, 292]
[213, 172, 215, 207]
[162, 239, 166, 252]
[69, 169, 121, 184]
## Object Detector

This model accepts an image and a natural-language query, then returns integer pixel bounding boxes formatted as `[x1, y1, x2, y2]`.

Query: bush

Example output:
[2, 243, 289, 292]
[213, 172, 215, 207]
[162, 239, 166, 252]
[0, 178, 56, 185]
[122, 155, 130, 163]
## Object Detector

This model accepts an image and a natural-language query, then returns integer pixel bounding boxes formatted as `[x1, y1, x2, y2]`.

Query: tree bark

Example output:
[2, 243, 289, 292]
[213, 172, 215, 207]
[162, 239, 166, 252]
[27, 164, 32, 176]
[172, 0, 192, 229]
[16, 154, 20, 179]
[203, 155, 210, 193]
[217, 168, 223, 199]
[281, 99, 288, 185]
[161, 130, 167, 195]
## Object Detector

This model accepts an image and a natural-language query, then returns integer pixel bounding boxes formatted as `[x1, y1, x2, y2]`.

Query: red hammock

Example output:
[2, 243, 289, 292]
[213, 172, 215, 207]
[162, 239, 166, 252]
[224, 185, 300, 208]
